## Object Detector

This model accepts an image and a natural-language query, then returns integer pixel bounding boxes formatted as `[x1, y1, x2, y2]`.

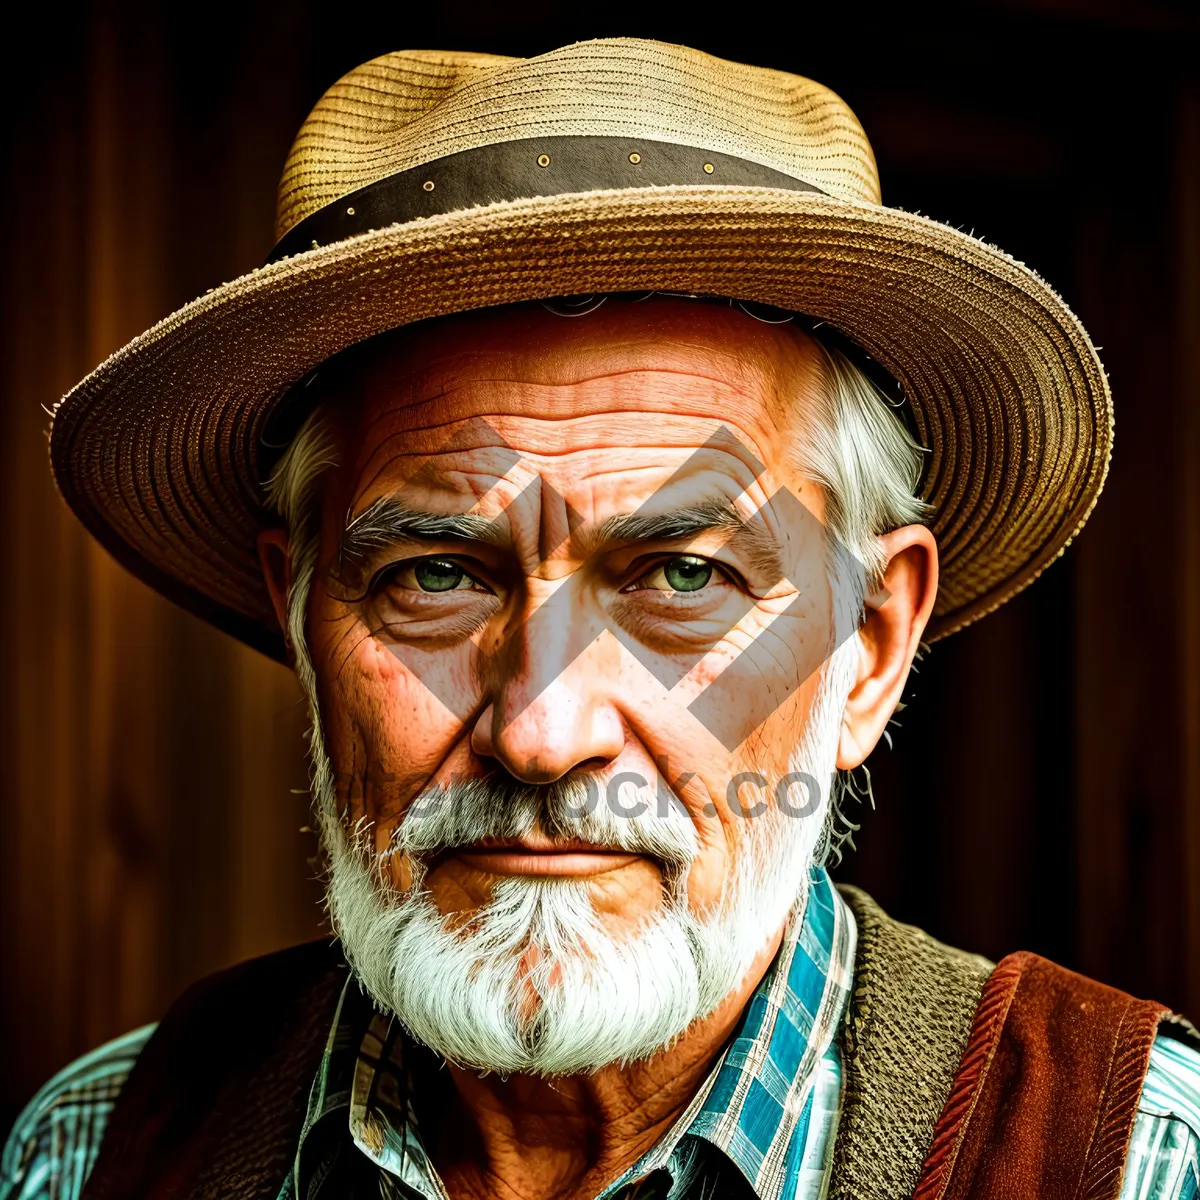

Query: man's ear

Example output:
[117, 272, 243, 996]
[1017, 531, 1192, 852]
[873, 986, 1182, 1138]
[257, 528, 293, 640]
[836, 524, 939, 770]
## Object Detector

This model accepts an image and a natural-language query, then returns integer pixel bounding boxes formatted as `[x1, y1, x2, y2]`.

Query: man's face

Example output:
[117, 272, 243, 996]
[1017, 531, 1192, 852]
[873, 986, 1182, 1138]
[287, 298, 863, 1073]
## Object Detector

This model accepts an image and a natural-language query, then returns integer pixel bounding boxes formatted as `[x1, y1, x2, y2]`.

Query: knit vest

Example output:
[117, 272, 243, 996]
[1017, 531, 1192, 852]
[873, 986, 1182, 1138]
[81, 887, 1178, 1199]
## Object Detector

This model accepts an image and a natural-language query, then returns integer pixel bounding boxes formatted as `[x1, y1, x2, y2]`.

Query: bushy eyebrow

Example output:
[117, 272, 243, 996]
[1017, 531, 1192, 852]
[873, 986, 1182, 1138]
[595, 497, 743, 544]
[336, 493, 789, 582]
[336, 496, 504, 572]
[596, 497, 786, 580]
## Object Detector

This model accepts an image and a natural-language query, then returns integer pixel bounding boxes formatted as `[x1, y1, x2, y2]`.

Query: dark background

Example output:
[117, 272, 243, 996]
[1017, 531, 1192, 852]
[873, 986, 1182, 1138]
[3, 0, 1199, 1133]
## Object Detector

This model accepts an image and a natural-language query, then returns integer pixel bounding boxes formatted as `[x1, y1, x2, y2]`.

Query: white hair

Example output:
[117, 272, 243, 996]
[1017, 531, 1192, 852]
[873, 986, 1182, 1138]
[803, 340, 930, 587]
[262, 323, 927, 1074]
[266, 411, 338, 700]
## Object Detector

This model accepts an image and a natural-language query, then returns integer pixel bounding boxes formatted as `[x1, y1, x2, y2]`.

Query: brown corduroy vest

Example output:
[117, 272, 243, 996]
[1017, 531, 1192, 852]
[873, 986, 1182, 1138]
[80, 889, 1177, 1200]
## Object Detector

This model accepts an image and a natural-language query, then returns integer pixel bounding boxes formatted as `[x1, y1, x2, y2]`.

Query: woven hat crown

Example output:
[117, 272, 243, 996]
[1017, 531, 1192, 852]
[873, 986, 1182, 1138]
[276, 38, 880, 241]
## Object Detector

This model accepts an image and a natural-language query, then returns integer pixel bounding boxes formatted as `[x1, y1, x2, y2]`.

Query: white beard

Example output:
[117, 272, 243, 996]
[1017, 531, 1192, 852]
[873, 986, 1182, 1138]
[304, 637, 858, 1077]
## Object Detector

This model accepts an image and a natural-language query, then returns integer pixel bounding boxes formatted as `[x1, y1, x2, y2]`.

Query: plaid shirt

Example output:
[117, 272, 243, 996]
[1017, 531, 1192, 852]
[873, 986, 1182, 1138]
[0, 1025, 152, 1200]
[4, 871, 1199, 1199]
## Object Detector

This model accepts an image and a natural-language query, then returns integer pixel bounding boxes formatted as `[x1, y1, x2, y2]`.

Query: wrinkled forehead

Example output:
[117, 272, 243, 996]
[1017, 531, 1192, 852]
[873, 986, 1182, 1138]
[320, 299, 823, 513]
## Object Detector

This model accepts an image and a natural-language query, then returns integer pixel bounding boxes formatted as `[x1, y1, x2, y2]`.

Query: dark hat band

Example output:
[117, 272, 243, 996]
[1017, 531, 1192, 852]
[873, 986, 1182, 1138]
[267, 135, 825, 264]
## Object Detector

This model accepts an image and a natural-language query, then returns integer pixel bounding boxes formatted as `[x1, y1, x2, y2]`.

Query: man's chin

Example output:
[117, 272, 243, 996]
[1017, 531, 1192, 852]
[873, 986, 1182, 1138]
[324, 826, 771, 1076]
[339, 905, 713, 1075]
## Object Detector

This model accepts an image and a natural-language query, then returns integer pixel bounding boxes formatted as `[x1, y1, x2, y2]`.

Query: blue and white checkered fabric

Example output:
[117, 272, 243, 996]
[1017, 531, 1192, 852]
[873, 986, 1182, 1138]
[1121, 1036, 1200, 1200]
[0, 1026, 154, 1200]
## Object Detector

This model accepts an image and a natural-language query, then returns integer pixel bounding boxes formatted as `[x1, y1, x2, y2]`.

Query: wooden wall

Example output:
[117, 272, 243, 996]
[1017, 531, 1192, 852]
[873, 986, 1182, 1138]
[2, 0, 1198, 1130]
[0, 5, 323, 1125]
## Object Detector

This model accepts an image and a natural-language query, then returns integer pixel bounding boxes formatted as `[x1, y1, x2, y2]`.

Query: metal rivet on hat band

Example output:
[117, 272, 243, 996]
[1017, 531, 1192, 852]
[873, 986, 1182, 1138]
[266, 135, 825, 265]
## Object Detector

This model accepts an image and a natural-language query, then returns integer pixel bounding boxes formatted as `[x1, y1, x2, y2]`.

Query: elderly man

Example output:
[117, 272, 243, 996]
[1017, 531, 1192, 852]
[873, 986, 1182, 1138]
[4, 37, 1199, 1200]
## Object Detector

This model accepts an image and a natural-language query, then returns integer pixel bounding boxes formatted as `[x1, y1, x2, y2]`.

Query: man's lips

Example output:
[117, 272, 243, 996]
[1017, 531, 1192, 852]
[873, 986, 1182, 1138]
[439, 839, 643, 878]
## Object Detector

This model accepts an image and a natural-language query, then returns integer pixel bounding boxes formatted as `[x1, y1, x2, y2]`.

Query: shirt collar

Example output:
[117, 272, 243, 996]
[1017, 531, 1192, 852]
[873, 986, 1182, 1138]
[679, 866, 856, 1199]
[604, 867, 857, 1200]
[290, 867, 856, 1200]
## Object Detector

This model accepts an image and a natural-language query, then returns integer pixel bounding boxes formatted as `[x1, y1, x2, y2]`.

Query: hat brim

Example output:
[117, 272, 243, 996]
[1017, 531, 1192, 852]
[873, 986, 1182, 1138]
[50, 185, 1111, 662]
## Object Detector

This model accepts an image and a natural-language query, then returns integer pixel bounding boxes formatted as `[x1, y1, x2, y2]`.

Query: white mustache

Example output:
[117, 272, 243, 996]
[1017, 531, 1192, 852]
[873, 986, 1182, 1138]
[389, 772, 699, 871]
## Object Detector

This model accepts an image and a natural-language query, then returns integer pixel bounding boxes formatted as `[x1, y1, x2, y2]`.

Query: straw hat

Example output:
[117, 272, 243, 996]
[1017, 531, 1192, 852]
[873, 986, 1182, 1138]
[49, 37, 1111, 660]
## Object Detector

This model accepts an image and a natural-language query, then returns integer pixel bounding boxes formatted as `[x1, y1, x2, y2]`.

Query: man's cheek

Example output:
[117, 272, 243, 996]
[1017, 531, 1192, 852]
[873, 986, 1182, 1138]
[683, 839, 735, 918]
[313, 673, 401, 823]
[587, 859, 668, 928]
[360, 626, 488, 728]
[669, 769, 755, 915]
[361, 764, 429, 828]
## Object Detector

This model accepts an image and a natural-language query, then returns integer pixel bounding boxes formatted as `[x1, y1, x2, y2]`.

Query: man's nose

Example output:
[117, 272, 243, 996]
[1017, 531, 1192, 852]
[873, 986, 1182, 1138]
[469, 636, 625, 784]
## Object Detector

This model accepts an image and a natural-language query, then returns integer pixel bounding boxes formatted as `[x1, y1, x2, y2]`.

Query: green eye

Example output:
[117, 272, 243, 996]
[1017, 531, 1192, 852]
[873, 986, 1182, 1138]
[413, 559, 466, 592]
[663, 555, 713, 592]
